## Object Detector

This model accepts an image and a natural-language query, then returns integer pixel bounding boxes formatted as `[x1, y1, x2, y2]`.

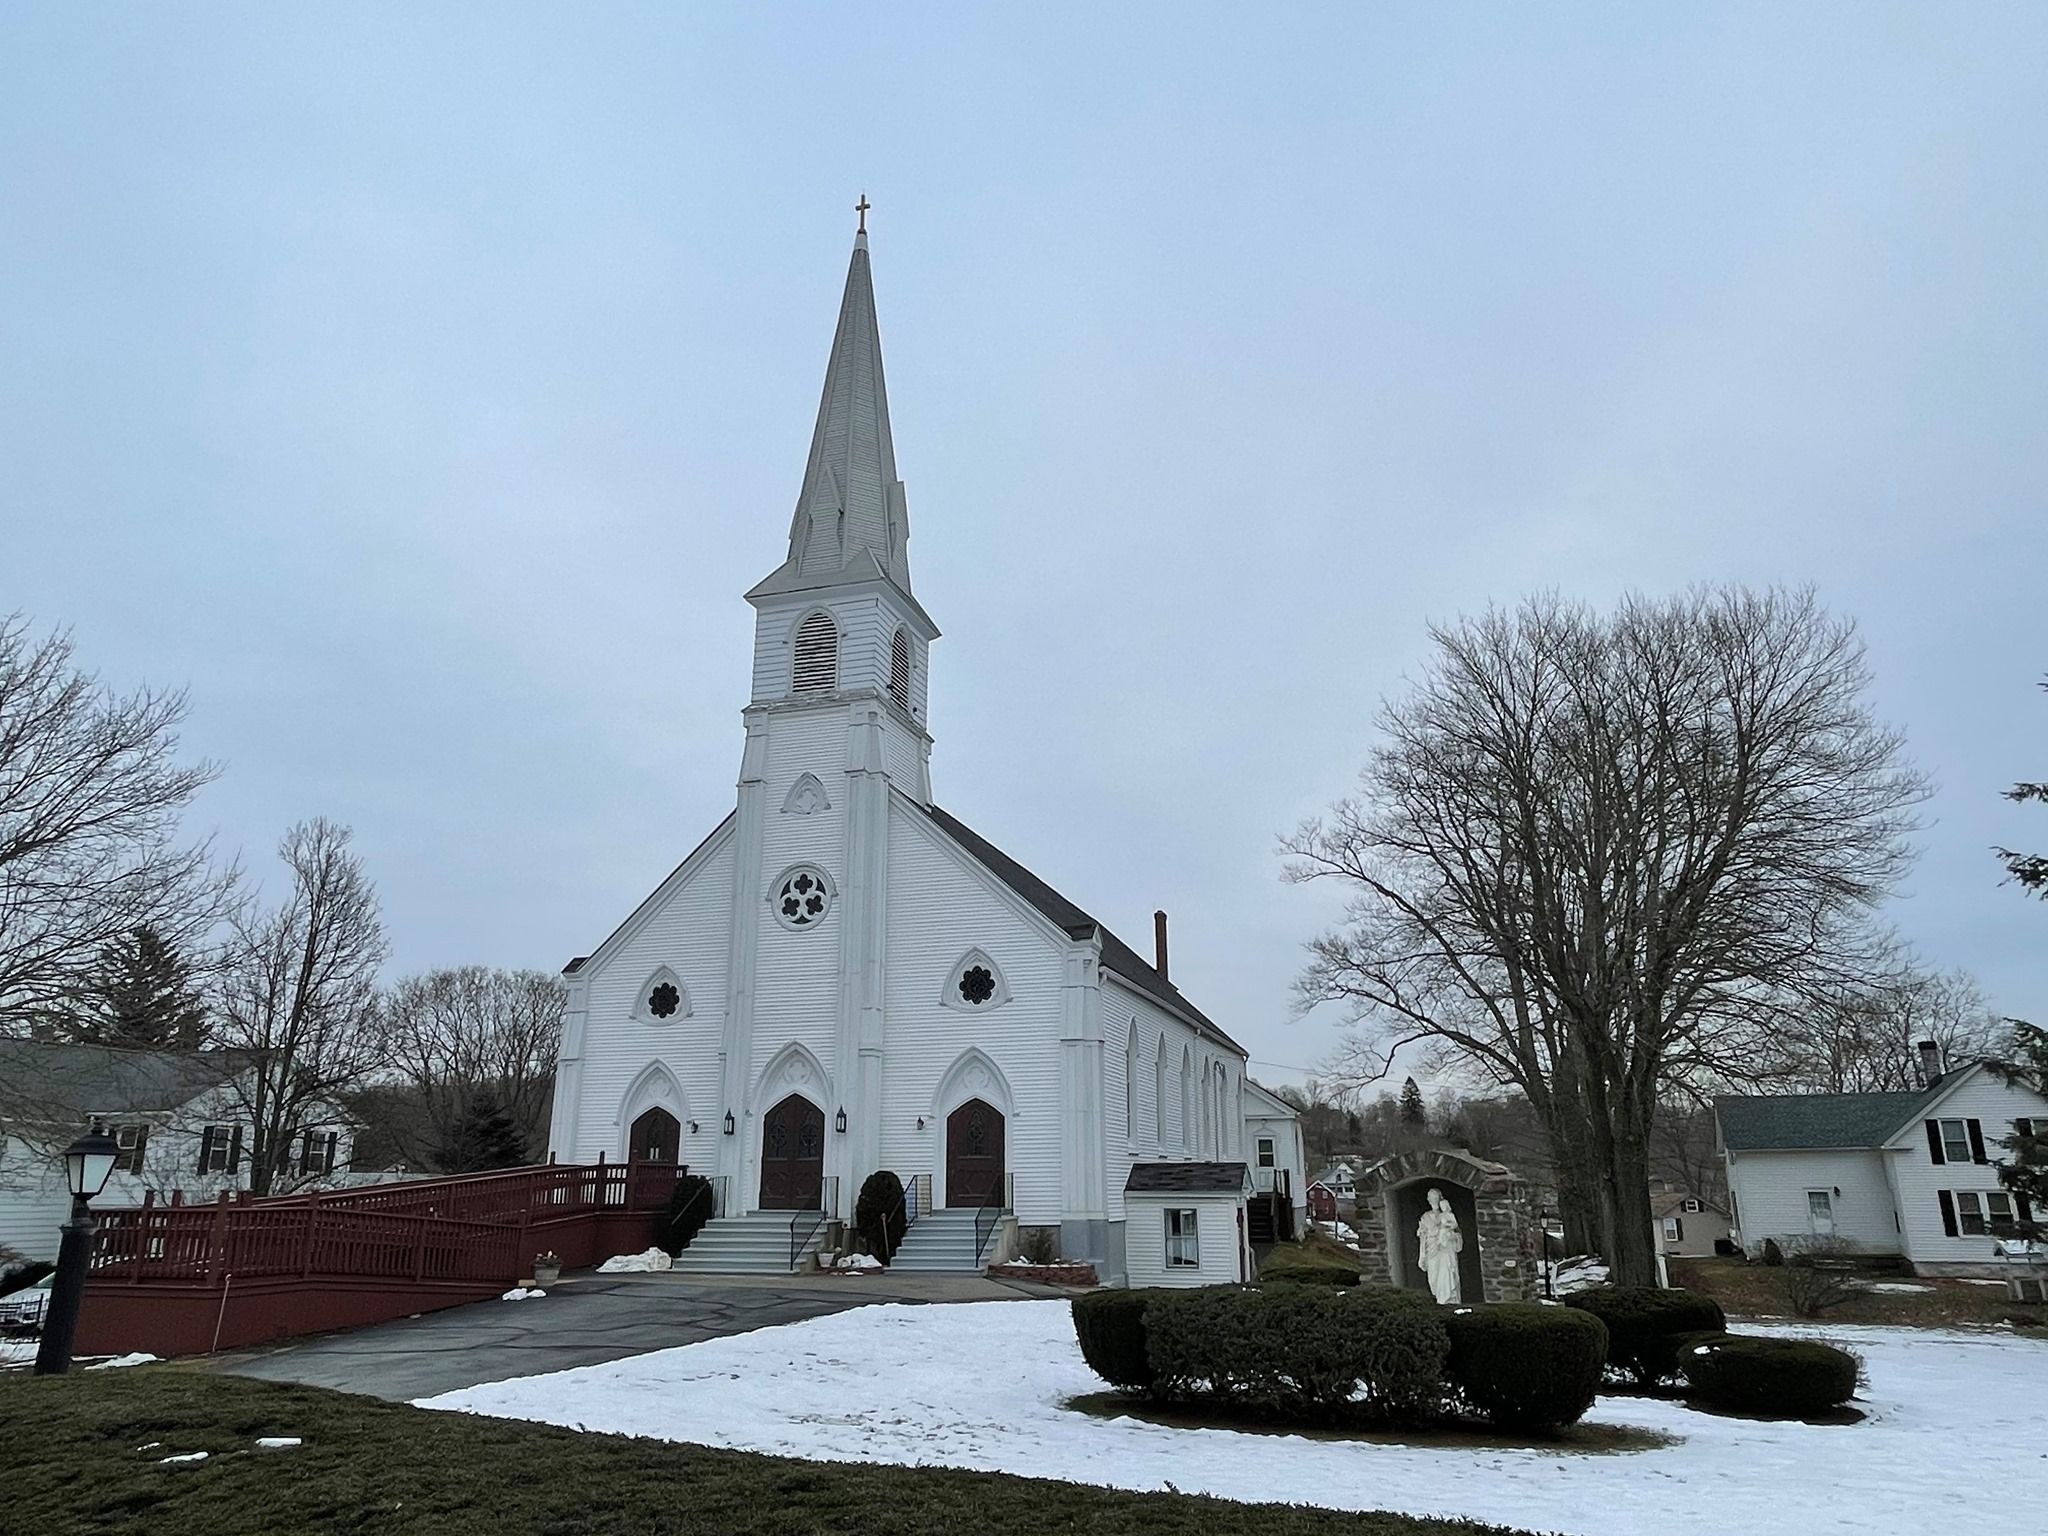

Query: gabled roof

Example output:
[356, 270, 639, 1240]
[922, 804, 1248, 1058]
[1651, 1190, 1728, 1219]
[0, 1040, 243, 1126]
[1125, 1160, 1251, 1194]
[1715, 1079, 1952, 1152]
[1243, 1078, 1300, 1120]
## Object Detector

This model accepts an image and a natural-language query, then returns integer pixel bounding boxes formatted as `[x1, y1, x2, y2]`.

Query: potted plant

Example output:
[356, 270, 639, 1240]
[532, 1251, 562, 1287]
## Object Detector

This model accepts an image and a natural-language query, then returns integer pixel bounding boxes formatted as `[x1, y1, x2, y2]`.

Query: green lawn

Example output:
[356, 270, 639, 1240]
[1, 1367, 1544, 1536]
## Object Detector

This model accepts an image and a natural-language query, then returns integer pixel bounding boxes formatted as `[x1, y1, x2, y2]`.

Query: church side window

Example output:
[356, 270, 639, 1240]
[888, 627, 912, 710]
[1153, 1038, 1167, 1148]
[792, 611, 838, 694]
[1124, 1027, 1136, 1137]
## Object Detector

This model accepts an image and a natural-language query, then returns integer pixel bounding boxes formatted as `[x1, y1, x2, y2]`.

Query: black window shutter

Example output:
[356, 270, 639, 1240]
[132, 1124, 149, 1173]
[1925, 1120, 1945, 1165]
[1968, 1120, 1988, 1164]
[2018, 1118, 2035, 1141]
[196, 1125, 214, 1174]
[323, 1131, 339, 1173]
[1938, 1190, 1958, 1237]
[227, 1126, 244, 1172]
[1674, 1215, 1685, 1242]
[2019, 1194, 2036, 1224]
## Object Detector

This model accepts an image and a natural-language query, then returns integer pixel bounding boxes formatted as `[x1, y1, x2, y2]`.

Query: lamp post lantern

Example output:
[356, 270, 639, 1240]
[33, 1121, 122, 1376]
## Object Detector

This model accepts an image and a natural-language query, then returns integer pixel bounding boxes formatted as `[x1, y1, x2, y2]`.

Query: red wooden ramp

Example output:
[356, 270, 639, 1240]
[75, 1161, 683, 1358]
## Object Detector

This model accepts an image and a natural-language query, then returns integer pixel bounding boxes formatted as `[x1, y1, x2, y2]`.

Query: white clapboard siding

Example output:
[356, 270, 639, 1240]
[1726, 1148, 1900, 1255]
[1884, 1066, 2048, 1266]
[1124, 1195, 1244, 1287]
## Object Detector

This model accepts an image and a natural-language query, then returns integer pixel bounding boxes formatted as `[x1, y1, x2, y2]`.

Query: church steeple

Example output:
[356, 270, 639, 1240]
[751, 220, 913, 599]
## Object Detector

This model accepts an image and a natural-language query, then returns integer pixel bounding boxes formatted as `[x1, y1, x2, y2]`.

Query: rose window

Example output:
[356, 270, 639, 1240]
[957, 966, 997, 1005]
[776, 868, 830, 928]
[648, 982, 681, 1019]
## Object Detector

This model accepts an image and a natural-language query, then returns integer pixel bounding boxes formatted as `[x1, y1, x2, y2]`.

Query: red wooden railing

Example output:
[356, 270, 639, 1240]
[77, 1160, 686, 1355]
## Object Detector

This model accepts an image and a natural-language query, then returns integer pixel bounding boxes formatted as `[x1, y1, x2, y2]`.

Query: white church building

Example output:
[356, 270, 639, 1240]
[545, 222, 1301, 1279]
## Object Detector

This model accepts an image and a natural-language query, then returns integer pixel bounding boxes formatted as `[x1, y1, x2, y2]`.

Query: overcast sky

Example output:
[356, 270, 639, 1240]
[3, 5, 2043, 1092]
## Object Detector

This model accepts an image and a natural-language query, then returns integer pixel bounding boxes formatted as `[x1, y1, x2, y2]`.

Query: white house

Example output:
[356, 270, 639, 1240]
[0, 1040, 359, 1262]
[545, 224, 1295, 1280]
[1122, 1162, 1254, 1287]
[1244, 1078, 1308, 1240]
[1716, 1054, 2046, 1276]
[1650, 1188, 1732, 1261]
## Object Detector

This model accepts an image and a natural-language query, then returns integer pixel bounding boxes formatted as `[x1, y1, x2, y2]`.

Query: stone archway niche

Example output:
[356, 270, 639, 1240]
[1353, 1148, 1537, 1303]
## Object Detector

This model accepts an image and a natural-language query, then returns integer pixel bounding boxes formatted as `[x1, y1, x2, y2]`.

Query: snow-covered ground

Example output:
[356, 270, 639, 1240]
[421, 1300, 2043, 1536]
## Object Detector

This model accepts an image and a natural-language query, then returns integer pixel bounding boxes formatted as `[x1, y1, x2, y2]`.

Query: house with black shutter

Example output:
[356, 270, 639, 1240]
[1716, 1046, 2047, 1276]
[0, 1040, 359, 1262]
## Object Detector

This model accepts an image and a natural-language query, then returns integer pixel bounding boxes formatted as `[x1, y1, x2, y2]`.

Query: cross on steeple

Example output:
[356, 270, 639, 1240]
[855, 193, 871, 234]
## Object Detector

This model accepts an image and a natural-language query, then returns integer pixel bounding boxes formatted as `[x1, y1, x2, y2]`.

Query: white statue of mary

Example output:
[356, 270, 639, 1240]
[1416, 1187, 1464, 1304]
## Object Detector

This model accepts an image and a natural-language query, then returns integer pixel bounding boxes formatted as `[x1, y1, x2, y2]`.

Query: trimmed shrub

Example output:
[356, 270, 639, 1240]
[1443, 1304, 1608, 1431]
[1680, 1333, 1860, 1416]
[657, 1174, 715, 1255]
[1071, 1288, 1161, 1394]
[1564, 1285, 1726, 1385]
[1761, 1237, 1786, 1266]
[1256, 1245, 1360, 1287]
[1145, 1284, 1450, 1424]
[854, 1170, 908, 1264]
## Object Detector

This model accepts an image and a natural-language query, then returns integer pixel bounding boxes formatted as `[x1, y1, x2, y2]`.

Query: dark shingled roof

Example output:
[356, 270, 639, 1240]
[1715, 1082, 1948, 1152]
[1125, 1160, 1250, 1194]
[924, 805, 1248, 1058]
[0, 1040, 241, 1125]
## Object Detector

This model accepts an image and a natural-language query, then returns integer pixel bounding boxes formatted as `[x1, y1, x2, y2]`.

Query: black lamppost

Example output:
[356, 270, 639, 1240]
[33, 1121, 121, 1376]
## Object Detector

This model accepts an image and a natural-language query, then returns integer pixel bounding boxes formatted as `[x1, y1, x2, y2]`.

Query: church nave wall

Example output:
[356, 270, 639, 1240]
[1100, 982, 1249, 1225]
[879, 806, 1069, 1224]
[560, 830, 735, 1167]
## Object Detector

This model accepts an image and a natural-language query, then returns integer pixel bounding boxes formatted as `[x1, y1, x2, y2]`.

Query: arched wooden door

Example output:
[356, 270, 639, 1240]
[945, 1098, 1005, 1208]
[758, 1094, 825, 1210]
[630, 1106, 681, 1163]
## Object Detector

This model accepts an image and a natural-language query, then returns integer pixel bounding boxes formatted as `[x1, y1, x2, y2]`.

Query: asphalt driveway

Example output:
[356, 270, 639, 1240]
[214, 1271, 1053, 1401]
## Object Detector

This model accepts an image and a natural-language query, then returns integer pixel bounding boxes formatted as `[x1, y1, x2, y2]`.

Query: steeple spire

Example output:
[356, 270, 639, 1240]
[756, 217, 913, 597]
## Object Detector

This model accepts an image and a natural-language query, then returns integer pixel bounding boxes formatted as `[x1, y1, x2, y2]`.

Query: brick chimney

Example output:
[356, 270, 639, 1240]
[1917, 1038, 1943, 1087]
[1153, 910, 1169, 981]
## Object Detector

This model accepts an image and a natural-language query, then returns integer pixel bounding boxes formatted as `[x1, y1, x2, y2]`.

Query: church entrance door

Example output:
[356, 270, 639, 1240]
[945, 1098, 1005, 1208]
[758, 1094, 825, 1210]
[630, 1107, 680, 1164]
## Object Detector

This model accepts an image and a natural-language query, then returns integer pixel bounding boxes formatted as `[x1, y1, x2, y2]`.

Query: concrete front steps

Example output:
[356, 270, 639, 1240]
[885, 1208, 999, 1273]
[669, 1212, 826, 1274]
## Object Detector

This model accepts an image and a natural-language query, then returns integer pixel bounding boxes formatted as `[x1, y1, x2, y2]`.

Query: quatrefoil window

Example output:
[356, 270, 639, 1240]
[772, 866, 833, 930]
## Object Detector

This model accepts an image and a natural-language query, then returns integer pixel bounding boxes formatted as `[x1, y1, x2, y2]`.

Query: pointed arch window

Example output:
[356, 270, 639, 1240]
[1153, 1037, 1167, 1148]
[1123, 1026, 1137, 1137]
[792, 611, 839, 694]
[887, 628, 912, 710]
[1180, 1047, 1195, 1153]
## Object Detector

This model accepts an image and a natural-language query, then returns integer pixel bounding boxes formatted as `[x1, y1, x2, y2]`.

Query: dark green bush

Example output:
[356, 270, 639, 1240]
[1144, 1284, 1450, 1424]
[1443, 1304, 1608, 1430]
[1564, 1285, 1727, 1385]
[657, 1174, 715, 1254]
[854, 1170, 908, 1264]
[1761, 1237, 1785, 1266]
[1071, 1288, 1161, 1394]
[1680, 1334, 1860, 1416]
[1256, 1245, 1360, 1287]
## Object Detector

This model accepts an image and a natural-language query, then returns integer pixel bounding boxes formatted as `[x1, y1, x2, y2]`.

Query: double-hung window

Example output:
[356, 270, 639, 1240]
[1955, 1191, 2014, 1237]
[1938, 1119, 1973, 1164]
[112, 1123, 149, 1175]
[1164, 1208, 1200, 1269]
[1257, 1137, 1276, 1169]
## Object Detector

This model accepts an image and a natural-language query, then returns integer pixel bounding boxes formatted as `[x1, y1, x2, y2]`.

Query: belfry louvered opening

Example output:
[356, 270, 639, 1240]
[888, 628, 911, 709]
[792, 611, 839, 694]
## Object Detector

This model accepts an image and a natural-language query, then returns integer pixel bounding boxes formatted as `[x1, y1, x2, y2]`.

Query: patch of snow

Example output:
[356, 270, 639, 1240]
[832, 1253, 882, 1271]
[421, 1301, 2047, 1536]
[0, 1339, 38, 1369]
[87, 1352, 159, 1369]
[1866, 1282, 1934, 1295]
[255, 1437, 303, 1450]
[158, 1452, 209, 1465]
[597, 1248, 672, 1274]
[500, 1287, 547, 1301]
[136, 1442, 162, 1452]
[1546, 1256, 1610, 1295]
[1959, 1278, 2008, 1288]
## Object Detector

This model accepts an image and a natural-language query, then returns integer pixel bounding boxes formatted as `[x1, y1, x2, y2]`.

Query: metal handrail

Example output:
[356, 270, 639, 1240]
[669, 1174, 725, 1252]
[790, 1177, 837, 1271]
[972, 1172, 1013, 1267]
[873, 1172, 927, 1266]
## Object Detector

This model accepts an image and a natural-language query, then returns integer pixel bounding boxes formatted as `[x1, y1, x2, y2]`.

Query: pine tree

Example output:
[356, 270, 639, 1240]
[1994, 1022, 2048, 1240]
[435, 1089, 529, 1173]
[1995, 678, 2046, 897]
[1399, 1076, 1427, 1130]
[77, 925, 209, 1048]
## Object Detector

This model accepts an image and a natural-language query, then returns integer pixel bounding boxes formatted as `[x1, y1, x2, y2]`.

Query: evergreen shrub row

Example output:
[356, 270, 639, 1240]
[1563, 1284, 1727, 1384]
[1071, 1284, 1607, 1431]
[1253, 1247, 1361, 1287]
[1678, 1333, 1861, 1416]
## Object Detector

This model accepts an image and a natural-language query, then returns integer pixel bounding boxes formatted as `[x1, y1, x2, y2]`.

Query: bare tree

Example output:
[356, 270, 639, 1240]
[1287, 587, 1927, 1283]
[212, 819, 387, 1195]
[0, 616, 232, 1037]
[377, 966, 563, 1170]
[1780, 965, 2004, 1093]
